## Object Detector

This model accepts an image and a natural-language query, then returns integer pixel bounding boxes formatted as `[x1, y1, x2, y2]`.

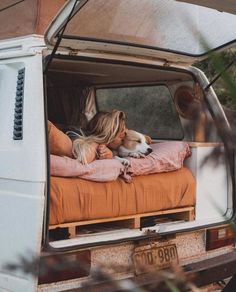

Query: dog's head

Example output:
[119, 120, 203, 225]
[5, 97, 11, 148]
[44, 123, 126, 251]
[118, 130, 152, 158]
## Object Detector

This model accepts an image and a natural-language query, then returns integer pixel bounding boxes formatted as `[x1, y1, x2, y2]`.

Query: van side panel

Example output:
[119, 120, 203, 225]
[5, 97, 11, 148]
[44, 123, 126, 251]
[0, 54, 46, 291]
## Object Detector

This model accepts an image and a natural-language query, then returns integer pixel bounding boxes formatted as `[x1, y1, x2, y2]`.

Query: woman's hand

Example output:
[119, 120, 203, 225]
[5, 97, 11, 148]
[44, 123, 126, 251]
[97, 144, 113, 159]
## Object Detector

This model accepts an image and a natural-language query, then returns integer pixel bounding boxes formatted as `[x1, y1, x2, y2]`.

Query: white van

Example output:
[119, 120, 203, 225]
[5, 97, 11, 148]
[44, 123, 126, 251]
[0, 0, 236, 291]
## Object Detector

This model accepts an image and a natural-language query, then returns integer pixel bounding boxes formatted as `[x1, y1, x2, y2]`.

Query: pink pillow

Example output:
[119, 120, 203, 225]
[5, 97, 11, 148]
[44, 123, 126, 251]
[50, 155, 93, 177]
[50, 155, 125, 182]
[126, 142, 191, 177]
[81, 159, 125, 182]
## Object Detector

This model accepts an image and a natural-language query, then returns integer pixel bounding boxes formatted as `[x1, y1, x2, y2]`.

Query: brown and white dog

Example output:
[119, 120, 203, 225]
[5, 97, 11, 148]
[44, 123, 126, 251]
[113, 130, 152, 166]
[117, 129, 152, 158]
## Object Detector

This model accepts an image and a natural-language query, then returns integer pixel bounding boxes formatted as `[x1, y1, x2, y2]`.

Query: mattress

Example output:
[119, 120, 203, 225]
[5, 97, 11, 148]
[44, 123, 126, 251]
[49, 167, 196, 225]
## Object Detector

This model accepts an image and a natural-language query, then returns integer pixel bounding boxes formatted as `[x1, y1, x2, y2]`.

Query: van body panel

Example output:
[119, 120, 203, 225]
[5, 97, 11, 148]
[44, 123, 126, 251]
[45, 0, 236, 63]
[38, 250, 236, 291]
[0, 187, 45, 291]
[0, 36, 45, 60]
[0, 49, 46, 291]
[0, 181, 45, 292]
[0, 0, 235, 289]
[39, 231, 235, 291]
[0, 273, 37, 292]
[0, 54, 46, 181]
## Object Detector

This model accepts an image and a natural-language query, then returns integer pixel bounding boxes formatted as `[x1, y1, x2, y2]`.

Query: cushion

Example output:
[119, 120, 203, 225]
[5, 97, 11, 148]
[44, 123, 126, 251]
[50, 155, 93, 177]
[126, 141, 191, 177]
[48, 121, 72, 157]
[50, 155, 125, 182]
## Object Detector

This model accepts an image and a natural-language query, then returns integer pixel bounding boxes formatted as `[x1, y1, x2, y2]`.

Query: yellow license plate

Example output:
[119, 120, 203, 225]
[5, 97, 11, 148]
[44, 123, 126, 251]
[133, 244, 179, 275]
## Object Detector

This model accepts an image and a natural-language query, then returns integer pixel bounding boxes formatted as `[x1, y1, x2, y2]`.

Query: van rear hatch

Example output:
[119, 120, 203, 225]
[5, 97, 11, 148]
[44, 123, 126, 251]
[45, 0, 236, 65]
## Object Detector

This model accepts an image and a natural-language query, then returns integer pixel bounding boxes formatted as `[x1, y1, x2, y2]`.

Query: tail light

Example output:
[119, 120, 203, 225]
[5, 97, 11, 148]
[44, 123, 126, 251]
[206, 226, 235, 251]
[38, 250, 90, 284]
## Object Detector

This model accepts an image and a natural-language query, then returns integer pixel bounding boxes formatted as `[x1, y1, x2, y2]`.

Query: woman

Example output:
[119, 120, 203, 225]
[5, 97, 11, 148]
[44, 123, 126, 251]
[72, 110, 127, 164]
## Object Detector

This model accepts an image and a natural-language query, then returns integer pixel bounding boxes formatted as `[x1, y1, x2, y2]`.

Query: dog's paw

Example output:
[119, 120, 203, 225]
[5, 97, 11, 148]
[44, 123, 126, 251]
[120, 158, 131, 167]
[114, 156, 131, 167]
[128, 152, 145, 158]
[128, 152, 139, 158]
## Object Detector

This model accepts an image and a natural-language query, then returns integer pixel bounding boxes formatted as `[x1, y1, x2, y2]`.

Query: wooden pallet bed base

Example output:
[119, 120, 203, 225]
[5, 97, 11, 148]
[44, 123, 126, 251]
[49, 206, 195, 238]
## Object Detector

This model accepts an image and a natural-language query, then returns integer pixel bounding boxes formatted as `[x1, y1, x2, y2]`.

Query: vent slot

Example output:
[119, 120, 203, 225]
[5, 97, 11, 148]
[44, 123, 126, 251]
[13, 68, 25, 140]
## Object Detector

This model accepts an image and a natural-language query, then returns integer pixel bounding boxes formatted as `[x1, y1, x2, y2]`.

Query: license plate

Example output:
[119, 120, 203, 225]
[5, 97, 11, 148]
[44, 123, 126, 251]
[133, 244, 179, 275]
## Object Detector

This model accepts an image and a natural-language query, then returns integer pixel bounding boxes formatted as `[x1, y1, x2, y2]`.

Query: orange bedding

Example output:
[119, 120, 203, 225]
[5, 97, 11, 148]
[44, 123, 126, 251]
[49, 167, 196, 225]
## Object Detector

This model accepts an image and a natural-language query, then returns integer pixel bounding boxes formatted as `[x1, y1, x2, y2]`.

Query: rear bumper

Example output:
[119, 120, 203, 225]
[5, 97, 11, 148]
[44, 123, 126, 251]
[184, 250, 236, 286]
[132, 251, 236, 289]
[71, 250, 236, 291]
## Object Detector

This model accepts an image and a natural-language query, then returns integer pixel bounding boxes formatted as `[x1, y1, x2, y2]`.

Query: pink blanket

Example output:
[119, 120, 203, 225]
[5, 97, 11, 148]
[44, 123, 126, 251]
[50, 141, 190, 182]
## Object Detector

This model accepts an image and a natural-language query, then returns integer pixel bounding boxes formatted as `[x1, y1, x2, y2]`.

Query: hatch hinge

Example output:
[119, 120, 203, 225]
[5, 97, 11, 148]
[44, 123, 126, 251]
[69, 49, 79, 56]
[44, 0, 82, 74]
[163, 60, 171, 67]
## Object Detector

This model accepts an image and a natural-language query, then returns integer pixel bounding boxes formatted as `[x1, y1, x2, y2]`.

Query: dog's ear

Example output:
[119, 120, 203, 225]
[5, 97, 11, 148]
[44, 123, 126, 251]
[145, 135, 152, 145]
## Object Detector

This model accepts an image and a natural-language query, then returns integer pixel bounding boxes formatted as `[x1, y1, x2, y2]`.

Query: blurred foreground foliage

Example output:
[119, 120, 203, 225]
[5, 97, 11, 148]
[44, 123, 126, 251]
[194, 48, 236, 110]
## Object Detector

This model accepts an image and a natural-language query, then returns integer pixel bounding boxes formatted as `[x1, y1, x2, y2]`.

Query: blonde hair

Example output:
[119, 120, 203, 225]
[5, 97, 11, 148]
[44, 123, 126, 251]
[86, 110, 126, 144]
[72, 110, 126, 164]
[72, 139, 98, 165]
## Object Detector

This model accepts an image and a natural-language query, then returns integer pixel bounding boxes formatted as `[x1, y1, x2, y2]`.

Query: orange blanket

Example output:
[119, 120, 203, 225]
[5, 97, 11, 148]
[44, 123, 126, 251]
[49, 167, 196, 225]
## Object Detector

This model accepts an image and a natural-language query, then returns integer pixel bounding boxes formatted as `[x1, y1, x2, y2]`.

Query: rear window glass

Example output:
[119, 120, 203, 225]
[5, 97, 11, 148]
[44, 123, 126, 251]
[96, 85, 183, 140]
